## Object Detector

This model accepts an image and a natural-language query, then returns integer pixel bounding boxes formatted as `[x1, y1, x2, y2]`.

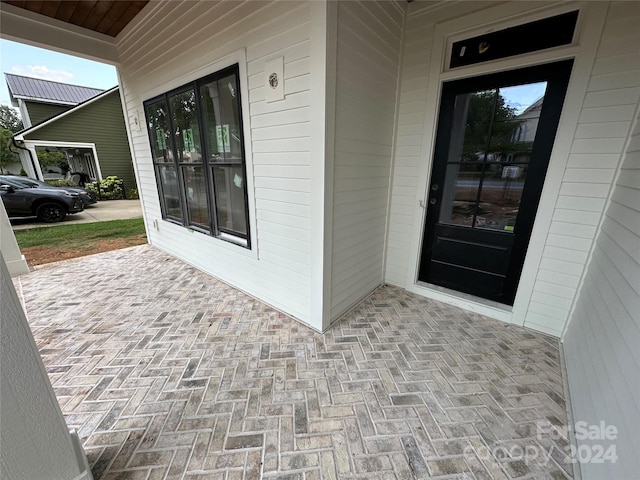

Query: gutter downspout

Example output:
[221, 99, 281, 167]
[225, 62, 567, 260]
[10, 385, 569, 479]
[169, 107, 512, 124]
[10, 136, 37, 177]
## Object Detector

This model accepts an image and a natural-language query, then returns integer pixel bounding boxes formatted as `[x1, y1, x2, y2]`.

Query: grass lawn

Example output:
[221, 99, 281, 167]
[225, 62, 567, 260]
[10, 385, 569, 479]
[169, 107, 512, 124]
[15, 218, 148, 265]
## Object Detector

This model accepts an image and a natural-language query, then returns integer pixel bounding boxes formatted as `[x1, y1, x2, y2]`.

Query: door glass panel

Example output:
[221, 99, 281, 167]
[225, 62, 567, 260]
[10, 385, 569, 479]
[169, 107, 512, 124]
[477, 163, 527, 231]
[438, 81, 547, 232]
[169, 89, 201, 163]
[439, 163, 481, 226]
[182, 166, 209, 229]
[460, 90, 496, 163]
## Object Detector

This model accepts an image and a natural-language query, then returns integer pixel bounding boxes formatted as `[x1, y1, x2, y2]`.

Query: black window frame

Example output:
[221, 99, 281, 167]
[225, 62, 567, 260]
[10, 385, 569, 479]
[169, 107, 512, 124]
[144, 64, 251, 248]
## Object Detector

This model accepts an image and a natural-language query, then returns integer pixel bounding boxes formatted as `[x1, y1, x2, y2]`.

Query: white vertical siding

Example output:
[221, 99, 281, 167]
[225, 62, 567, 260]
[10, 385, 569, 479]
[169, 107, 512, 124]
[524, 2, 640, 335]
[330, 1, 405, 321]
[563, 105, 640, 480]
[116, 1, 315, 324]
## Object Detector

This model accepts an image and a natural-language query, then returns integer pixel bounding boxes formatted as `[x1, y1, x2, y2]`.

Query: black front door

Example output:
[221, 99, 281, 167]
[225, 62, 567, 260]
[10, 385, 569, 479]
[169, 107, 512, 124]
[419, 61, 573, 305]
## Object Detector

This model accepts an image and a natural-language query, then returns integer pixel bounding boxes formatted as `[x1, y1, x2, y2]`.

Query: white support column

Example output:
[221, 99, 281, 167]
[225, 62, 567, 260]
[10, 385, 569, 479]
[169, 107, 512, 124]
[0, 256, 93, 480]
[0, 201, 29, 277]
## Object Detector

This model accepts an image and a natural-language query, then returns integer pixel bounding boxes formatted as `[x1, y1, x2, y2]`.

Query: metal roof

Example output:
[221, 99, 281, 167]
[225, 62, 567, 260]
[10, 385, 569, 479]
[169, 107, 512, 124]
[5, 73, 106, 105]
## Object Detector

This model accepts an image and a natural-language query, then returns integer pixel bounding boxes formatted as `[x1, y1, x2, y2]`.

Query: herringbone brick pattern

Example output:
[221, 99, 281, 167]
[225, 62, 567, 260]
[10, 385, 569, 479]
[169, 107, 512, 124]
[15, 245, 573, 479]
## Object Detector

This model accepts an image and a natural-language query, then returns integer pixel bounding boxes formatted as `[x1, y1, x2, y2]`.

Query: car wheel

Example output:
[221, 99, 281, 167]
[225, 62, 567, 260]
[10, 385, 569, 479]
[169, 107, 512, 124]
[36, 202, 67, 223]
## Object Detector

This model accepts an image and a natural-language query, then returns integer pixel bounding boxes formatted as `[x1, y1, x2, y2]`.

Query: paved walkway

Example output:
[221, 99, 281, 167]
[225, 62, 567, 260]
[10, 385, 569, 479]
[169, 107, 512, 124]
[10, 199, 142, 231]
[15, 245, 573, 479]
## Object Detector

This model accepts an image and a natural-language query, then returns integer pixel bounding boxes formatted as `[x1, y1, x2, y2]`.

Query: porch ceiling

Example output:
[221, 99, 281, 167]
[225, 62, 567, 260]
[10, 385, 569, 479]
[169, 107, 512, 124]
[15, 245, 574, 479]
[1, 0, 148, 37]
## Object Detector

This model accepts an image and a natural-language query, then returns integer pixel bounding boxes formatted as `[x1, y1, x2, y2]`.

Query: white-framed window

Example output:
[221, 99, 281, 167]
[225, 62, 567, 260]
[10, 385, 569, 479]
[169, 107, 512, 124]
[143, 64, 250, 247]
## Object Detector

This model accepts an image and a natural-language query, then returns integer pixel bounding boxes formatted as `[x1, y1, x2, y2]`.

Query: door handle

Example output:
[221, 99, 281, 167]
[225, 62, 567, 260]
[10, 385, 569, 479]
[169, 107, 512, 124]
[429, 198, 437, 205]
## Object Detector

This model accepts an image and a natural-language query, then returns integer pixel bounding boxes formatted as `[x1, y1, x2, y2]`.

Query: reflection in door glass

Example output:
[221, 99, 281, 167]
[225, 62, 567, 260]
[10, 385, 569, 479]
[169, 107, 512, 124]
[438, 81, 547, 232]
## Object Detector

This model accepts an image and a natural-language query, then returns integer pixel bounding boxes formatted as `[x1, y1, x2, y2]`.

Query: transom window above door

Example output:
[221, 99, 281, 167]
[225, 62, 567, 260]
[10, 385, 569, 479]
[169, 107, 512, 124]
[144, 64, 250, 247]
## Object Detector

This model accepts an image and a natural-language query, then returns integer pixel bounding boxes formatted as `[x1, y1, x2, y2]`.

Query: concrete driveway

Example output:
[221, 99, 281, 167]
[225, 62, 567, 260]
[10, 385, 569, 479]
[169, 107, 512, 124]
[10, 199, 143, 231]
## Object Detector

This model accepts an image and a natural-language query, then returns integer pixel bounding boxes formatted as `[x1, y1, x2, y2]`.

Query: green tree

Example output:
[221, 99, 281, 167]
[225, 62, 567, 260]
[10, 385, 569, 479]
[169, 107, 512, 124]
[0, 105, 23, 173]
[0, 127, 18, 173]
[37, 150, 70, 175]
[461, 90, 523, 163]
[0, 105, 24, 133]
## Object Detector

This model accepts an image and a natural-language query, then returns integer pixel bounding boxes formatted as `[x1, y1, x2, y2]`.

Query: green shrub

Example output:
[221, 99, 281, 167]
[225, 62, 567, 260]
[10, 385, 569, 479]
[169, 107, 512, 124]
[86, 176, 125, 200]
[126, 188, 139, 200]
[46, 179, 78, 187]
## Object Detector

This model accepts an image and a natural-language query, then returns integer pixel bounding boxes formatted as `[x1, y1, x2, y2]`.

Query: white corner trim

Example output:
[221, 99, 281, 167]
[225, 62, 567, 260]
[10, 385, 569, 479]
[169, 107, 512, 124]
[309, 0, 337, 331]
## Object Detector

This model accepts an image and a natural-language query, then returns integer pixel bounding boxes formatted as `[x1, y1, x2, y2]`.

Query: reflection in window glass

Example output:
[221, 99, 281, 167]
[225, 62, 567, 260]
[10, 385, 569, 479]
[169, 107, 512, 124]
[213, 166, 247, 235]
[459, 90, 496, 163]
[439, 81, 547, 232]
[200, 74, 243, 163]
[145, 100, 173, 163]
[477, 164, 527, 231]
[157, 165, 182, 220]
[169, 89, 201, 163]
[182, 166, 209, 229]
[439, 163, 481, 226]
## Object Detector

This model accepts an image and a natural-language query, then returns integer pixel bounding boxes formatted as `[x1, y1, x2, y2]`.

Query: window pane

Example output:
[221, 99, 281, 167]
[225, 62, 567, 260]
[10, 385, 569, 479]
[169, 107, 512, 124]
[457, 90, 496, 163]
[145, 100, 174, 163]
[157, 165, 182, 220]
[476, 164, 527, 232]
[200, 73, 243, 162]
[213, 165, 247, 236]
[439, 81, 547, 231]
[169, 89, 201, 163]
[439, 163, 480, 226]
[183, 166, 209, 229]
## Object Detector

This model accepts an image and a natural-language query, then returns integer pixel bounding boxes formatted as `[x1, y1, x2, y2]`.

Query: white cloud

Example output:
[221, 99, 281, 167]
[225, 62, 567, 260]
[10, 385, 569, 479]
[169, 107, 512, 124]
[11, 65, 74, 83]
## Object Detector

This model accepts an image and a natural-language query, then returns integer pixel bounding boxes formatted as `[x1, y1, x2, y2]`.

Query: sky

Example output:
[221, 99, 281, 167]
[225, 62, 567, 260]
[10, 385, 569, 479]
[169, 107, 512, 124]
[0, 38, 545, 119]
[0, 39, 118, 114]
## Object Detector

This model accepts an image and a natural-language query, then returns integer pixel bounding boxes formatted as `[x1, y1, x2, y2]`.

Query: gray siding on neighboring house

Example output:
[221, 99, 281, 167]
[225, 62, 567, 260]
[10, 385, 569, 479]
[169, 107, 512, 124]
[330, 0, 405, 321]
[24, 91, 136, 189]
[563, 106, 640, 480]
[24, 101, 70, 125]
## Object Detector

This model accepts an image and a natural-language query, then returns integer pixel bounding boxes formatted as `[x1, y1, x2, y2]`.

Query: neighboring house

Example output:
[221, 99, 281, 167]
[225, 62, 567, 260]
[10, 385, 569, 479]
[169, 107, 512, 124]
[5, 74, 136, 189]
[0, 2, 638, 479]
[6, 72, 103, 128]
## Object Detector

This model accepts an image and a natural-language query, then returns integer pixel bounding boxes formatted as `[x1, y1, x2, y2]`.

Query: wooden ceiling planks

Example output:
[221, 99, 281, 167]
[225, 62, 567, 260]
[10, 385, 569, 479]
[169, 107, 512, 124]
[1, 0, 149, 37]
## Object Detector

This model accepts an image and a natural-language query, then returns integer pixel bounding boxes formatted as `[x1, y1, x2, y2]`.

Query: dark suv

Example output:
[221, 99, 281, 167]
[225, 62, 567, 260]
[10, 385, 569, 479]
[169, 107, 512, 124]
[0, 175, 98, 206]
[0, 180, 84, 223]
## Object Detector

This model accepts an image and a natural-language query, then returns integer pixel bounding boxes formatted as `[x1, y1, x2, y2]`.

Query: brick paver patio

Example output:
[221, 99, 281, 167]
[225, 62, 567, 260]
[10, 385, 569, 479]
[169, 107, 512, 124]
[14, 245, 573, 479]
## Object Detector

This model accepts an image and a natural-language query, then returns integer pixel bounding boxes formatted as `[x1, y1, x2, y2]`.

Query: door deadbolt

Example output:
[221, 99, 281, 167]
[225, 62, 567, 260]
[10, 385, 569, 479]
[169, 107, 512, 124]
[431, 184, 439, 191]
